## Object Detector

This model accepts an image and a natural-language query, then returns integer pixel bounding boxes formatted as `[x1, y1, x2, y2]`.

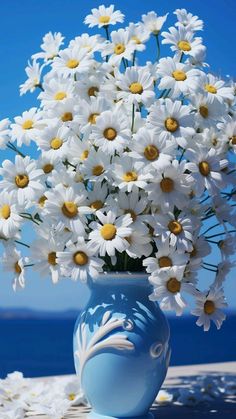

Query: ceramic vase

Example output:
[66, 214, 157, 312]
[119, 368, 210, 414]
[73, 273, 171, 419]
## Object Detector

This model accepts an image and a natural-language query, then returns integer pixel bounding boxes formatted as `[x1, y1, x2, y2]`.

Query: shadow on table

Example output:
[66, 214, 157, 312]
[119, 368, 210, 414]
[150, 371, 236, 418]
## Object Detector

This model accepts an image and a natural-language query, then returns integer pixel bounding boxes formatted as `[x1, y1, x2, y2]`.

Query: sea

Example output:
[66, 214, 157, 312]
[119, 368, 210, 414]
[0, 311, 235, 379]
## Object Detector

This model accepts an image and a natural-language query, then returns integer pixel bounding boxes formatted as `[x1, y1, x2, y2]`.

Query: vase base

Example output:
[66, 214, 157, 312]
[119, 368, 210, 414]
[88, 410, 154, 419]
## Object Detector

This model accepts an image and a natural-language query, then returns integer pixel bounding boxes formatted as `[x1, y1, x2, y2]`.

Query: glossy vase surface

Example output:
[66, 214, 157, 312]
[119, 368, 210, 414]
[73, 273, 171, 419]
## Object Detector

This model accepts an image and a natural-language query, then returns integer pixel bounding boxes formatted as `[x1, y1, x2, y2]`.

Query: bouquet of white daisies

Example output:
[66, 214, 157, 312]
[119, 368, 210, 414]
[0, 4, 235, 331]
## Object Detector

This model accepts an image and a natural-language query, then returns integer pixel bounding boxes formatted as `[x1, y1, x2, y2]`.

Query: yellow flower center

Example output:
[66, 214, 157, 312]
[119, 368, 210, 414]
[90, 200, 103, 210]
[199, 105, 209, 118]
[144, 145, 159, 161]
[50, 137, 63, 150]
[61, 201, 78, 218]
[165, 117, 179, 133]
[98, 15, 110, 24]
[81, 150, 89, 160]
[123, 171, 138, 182]
[178, 40, 191, 51]
[61, 112, 73, 122]
[22, 119, 34, 130]
[15, 174, 29, 188]
[103, 127, 117, 141]
[168, 220, 183, 235]
[159, 256, 172, 268]
[48, 252, 57, 266]
[204, 300, 215, 315]
[100, 223, 117, 240]
[199, 161, 210, 176]
[88, 113, 99, 124]
[88, 86, 99, 96]
[129, 82, 143, 94]
[160, 177, 174, 193]
[73, 251, 88, 266]
[205, 84, 217, 94]
[167, 277, 181, 293]
[230, 135, 236, 145]
[68, 393, 76, 401]
[43, 163, 54, 174]
[14, 262, 22, 274]
[114, 43, 126, 55]
[92, 165, 104, 176]
[0, 204, 11, 219]
[54, 91, 67, 100]
[172, 70, 187, 81]
[131, 36, 141, 44]
[66, 59, 79, 69]
[38, 195, 47, 207]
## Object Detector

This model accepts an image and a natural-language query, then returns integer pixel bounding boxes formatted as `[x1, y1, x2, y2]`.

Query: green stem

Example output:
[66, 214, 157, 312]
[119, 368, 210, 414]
[14, 240, 30, 248]
[7, 142, 25, 158]
[205, 230, 236, 239]
[155, 35, 161, 61]
[202, 265, 217, 273]
[104, 25, 110, 62]
[131, 104, 135, 133]
[24, 263, 34, 267]
[202, 223, 220, 236]
[132, 50, 136, 66]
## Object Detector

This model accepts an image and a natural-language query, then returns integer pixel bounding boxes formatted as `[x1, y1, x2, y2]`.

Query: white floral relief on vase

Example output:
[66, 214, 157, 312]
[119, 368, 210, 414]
[75, 310, 135, 386]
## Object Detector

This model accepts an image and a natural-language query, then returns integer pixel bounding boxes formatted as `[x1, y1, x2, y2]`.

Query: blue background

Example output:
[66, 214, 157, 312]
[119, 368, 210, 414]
[0, 0, 235, 312]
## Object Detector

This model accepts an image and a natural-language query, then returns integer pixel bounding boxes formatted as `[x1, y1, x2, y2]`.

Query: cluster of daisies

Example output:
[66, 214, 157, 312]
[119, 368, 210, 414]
[0, 4, 236, 331]
[1, 370, 236, 418]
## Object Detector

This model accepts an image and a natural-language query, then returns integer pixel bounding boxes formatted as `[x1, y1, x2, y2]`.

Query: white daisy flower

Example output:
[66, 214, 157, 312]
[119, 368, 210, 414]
[111, 156, 151, 192]
[125, 225, 152, 258]
[198, 73, 234, 104]
[46, 98, 78, 128]
[153, 212, 195, 252]
[44, 184, 93, 235]
[157, 57, 202, 98]
[142, 11, 168, 35]
[76, 72, 106, 102]
[80, 149, 111, 182]
[57, 238, 104, 282]
[66, 135, 92, 165]
[76, 97, 111, 135]
[32, 31, 64, 60]
[102, 28, 136, 65]
[148, 98, 194, 148]
[116, 66, 155, 108]
[191, 287, 227, 331]
[11, 108, 45, 147]
[218, 234, 236, 259]
[162, 26, 203, 59]
[30, 235, 65, 284]
[127, 22, 150, 52]
[2, 246, 26, 291]
[107, 191, 148, 226]
[174, 9, 203, 32]
[190, 94, 228, 129]
[147, 160, 192, 211]
[36, 123, 70, 161]
[215, 260, 236, 286]
[143, 238, 189, 277]
[20, 60, 45, 95]
[89, 210, 133, 257]
[0, 191, 24, 239]
[69, 33, 103, 54]
[38, 76, 75, 108]
[156, 389, 173, 405]
[91, 109, 130, 155]
[63, 377, 87, 406]
[185, 147, 227, 196]
[0, 118, 10, 150]
[149, 266, 193, 316]
[84, 5, 124, 28]
[52, 45, 93, 77]
[0, 155, 44, 205]
[87, 182, 108, 212]
[219, 119, 236, 151]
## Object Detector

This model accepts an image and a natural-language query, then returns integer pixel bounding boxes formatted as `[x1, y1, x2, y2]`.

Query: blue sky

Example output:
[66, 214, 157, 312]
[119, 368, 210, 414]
[0, 0, 235, 311]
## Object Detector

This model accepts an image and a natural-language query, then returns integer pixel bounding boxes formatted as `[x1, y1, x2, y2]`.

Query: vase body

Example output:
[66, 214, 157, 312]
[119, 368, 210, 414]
[73, 273, 171, 419]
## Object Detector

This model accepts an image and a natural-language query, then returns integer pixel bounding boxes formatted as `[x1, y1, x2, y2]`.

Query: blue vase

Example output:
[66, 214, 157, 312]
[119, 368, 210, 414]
[73, 273, 171, 419]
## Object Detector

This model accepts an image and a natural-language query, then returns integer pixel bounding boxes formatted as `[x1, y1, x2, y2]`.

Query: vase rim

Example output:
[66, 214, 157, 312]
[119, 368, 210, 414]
[90, 271, 150, 287]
